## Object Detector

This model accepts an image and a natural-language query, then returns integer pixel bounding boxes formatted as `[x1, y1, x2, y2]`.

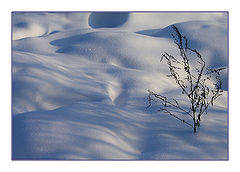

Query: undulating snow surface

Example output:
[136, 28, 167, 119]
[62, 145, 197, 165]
[12, 12, 228, 160]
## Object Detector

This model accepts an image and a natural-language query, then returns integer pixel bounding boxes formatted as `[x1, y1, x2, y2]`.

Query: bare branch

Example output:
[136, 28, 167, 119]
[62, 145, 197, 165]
[147, 90, 193, 119]
[147, 25, 225, 133]
[158, 108, 194, 128]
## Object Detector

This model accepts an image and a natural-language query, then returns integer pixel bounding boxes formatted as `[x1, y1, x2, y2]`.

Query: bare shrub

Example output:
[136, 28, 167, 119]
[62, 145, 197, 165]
[147, 25, 225, 133]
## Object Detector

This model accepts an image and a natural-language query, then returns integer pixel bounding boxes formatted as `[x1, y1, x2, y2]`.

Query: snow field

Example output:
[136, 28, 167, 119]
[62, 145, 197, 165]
[12, 12, 228, 160]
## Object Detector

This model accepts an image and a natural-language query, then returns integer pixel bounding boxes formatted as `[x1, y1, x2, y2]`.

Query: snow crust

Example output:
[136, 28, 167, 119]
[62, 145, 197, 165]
[12, 12, 228, 160]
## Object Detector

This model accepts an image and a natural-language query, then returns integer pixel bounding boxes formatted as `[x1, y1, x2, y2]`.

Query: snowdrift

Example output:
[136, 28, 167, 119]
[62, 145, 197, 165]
[12, 12, 228, 160]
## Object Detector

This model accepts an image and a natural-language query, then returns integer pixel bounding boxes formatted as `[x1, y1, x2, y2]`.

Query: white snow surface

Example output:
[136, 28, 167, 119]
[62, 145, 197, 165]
[12, 12, 228, 160]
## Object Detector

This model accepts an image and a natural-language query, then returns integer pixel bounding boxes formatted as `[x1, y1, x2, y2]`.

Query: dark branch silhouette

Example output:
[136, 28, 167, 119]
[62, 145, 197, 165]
[147, 25, 225, 133]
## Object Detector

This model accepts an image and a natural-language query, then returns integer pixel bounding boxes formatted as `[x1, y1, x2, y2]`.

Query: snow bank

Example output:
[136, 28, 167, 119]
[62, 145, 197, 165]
[12, 12, 91, 40]
[121, 12, 227, 31]
[12, 12, 228, 160]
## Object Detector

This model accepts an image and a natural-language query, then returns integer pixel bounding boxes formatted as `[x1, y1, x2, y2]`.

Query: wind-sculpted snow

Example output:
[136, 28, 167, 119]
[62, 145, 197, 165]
[12, 12, 91, 40]
[50, 31, 175, 70]
[13, 102, 145, 159]
[12, 12, 228, 160]
[137, 21, 228, 90]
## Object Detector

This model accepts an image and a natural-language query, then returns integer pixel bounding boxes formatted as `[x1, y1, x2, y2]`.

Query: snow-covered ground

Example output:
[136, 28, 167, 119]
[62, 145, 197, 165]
[12, 12, 228, 160]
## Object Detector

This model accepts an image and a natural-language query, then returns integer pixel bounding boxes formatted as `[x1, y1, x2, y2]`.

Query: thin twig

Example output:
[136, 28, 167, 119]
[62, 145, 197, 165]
[158, 108, 194, 128]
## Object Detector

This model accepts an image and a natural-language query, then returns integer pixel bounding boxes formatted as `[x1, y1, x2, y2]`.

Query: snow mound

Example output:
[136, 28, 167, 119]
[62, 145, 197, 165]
[12, 12, 91, 40]
[88, 12, 129, 28]
[50, 31, 175, 70]
[13, 22, 46, 40]
[13, 102, 144, 160]
[121, 12, 227, 31]
[137, 20, 228, 90]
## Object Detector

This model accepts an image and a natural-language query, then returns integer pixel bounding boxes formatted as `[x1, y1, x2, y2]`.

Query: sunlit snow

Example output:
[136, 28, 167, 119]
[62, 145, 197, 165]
[12, 12, 228, 160]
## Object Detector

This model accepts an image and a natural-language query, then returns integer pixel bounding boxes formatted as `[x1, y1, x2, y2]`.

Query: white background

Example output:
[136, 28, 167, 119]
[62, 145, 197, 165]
[0, 0, 238, 171]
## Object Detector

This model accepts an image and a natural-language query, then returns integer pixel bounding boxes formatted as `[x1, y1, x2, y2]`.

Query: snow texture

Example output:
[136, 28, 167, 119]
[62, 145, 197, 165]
[12, 12, 228, 160]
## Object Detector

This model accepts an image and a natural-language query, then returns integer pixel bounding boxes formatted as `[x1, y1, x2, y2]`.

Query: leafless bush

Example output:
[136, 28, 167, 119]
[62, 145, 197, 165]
[147, 25, 225, 133]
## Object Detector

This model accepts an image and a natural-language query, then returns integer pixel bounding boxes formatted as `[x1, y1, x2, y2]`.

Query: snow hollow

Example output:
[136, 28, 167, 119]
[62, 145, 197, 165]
[12, 12, 228, 160]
